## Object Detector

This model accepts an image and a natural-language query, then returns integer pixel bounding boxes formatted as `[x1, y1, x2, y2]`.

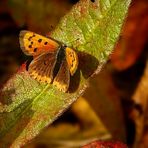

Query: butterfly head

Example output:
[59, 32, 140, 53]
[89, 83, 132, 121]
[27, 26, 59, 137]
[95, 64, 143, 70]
[61, 44, 67, 48]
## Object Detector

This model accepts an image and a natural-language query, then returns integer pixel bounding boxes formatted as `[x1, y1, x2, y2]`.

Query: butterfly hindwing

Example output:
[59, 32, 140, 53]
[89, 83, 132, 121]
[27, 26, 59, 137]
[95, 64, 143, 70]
[19, 30, 59, 56]
[28, 52, 57, 83]
[53, 58, 70, 92]
[65, 47, 78, 76]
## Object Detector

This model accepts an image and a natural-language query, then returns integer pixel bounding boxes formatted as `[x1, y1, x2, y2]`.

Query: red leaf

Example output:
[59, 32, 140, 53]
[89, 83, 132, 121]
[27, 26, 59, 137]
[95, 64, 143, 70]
[111, 0, 148, 70]
[82, 141, 128, 148]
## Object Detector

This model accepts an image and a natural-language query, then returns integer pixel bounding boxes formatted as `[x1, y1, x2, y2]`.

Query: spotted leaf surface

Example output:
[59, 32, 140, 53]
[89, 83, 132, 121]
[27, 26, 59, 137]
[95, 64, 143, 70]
[0, 0, 131, 147]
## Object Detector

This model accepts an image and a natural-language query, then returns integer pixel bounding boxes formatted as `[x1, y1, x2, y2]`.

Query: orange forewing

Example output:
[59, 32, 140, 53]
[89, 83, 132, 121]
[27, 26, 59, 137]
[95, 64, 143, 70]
[19, 30, 60, 56]
[65, 47, 78, 76]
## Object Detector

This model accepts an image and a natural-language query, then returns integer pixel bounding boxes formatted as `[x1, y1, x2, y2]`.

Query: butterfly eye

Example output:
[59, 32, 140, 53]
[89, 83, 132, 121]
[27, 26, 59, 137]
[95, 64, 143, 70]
[62, 44, 67, 48]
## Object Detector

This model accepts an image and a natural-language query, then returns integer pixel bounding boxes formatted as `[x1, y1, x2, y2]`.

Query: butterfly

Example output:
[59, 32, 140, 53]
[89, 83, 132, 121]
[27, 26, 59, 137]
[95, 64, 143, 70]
[19, 30, 78, 92]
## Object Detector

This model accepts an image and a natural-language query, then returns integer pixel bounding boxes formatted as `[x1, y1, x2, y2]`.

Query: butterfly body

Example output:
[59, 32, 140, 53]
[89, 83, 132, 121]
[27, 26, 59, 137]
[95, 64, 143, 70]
[19, 31, 78, 92]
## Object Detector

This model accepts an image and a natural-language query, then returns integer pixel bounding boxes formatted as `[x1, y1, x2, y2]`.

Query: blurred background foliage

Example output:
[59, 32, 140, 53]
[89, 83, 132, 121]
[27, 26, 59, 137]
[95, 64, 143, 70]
[0, 0, 148, 147]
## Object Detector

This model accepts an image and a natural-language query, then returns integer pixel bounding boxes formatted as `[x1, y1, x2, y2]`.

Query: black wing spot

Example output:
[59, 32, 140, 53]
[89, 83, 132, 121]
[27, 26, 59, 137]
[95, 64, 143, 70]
[44, 42, 48, 45]
[38, 39, 42, 43]
[28, 37, 32, 41]
[34, 48, 38, 52]
[31, 41, 33, 44]
[28, 45, 32, 48]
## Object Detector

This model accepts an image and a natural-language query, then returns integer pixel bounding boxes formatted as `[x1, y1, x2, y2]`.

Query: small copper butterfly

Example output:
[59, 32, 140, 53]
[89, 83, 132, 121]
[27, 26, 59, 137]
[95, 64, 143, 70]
[19, 30, 78, 92]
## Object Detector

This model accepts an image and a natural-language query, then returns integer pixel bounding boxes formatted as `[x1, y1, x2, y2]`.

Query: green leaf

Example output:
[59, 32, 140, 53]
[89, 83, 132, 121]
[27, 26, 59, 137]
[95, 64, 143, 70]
[0, 0, 131, 147]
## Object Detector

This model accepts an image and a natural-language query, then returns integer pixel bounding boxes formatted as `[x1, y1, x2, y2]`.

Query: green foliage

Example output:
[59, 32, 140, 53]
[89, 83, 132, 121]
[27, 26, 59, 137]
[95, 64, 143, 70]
[0, 0, 131, 147]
